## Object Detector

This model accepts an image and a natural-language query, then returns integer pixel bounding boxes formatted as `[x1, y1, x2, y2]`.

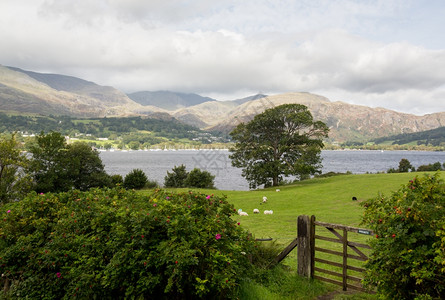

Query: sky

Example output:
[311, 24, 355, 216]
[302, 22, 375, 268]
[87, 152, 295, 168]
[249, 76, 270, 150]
[1, 0, 445, 115]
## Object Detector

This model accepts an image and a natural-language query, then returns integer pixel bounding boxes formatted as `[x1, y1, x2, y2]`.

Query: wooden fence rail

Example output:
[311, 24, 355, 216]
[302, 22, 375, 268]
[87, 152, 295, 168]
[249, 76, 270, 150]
[273, 215, 374, 292]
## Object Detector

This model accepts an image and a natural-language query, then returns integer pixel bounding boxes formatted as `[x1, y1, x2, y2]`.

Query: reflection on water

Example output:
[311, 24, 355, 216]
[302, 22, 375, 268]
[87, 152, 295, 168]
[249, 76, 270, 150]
[99, 150, 445, 191]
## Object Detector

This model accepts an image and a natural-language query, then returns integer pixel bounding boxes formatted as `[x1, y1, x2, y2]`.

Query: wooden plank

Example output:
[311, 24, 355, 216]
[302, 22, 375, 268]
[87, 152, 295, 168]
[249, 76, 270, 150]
[342, 228, 348, 291]
[347, 253, 368, 262]
[314, 267, 342, 278]
[297, 215, 313, 278]
[348, 240, 372, 249]
[315, 257, 343, 268]
[315, 234, 342, 244]
[310, 215, 316, 279]
[315, 247, 343, 257]
[327, 227, 344, 241]
[348, 245, 368, 260]
[314, 221, 374, 235]
[272, 238, 298, 265]
[347, 275, 363, 283]
[314, 275, 343, 287]
[347, 265, 366, 273]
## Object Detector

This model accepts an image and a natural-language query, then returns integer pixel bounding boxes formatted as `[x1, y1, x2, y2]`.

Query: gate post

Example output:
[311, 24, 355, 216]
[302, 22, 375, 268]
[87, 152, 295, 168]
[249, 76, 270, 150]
[297, 215, 315, 278]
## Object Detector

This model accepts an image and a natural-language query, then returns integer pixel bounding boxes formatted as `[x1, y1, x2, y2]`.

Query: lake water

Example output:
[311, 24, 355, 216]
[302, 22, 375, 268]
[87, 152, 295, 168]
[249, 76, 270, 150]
[99, 150, 445, 190]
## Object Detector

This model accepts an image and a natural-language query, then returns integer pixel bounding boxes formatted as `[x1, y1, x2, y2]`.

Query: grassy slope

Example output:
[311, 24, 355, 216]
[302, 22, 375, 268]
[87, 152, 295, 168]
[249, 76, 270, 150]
[162, 171, 444, 299]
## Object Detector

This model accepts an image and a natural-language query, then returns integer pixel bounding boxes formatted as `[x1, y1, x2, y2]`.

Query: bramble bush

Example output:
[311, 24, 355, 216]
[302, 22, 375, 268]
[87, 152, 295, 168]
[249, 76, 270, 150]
[0, 188, 256, 299]
[361, 173, 445, 299]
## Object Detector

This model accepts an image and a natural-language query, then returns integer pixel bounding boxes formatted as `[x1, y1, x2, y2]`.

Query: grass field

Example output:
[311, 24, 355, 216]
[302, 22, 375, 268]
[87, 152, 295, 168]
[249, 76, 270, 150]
[162, 171, 444, 299]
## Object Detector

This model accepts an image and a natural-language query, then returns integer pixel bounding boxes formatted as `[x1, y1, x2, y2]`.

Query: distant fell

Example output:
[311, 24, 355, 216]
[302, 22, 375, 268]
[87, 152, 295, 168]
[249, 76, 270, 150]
[127, 91, 216, 111]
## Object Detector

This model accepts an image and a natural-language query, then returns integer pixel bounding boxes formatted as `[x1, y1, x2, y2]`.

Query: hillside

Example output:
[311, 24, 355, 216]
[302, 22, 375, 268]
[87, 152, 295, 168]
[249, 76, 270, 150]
[127, 91, 216, 111]
[0, 65, 163, 117]
[2, 65, 445, 143]
[372, 126, 445, 146]
[204, 93, 445, 142]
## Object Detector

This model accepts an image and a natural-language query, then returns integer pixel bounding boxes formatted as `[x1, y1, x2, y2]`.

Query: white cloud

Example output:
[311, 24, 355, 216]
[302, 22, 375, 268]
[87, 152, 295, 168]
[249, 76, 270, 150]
[1, 0, 445, 115]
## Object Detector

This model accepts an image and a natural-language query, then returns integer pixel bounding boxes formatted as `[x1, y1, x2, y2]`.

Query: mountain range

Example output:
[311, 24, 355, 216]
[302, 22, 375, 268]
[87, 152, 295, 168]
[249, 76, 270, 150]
[1, 65, 444, 143]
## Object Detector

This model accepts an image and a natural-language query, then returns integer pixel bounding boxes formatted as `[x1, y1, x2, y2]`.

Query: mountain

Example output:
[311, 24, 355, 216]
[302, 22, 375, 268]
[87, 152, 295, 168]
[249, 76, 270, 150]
[127, 91, 216, 111]
[0, 65, 164, 117]
[201, 92, 445, 142]
[2, 65, 445, 143]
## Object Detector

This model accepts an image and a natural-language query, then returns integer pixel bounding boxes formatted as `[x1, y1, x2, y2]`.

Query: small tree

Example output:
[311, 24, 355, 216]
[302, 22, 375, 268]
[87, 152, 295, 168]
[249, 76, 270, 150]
[164, 164, 188, 188]
[184, 168, 215, 189]
[398, 158, 415, 172]
[28, 132, 111, 192]
[361, 173, 445, 299]
[123, 169, 148, 189]
[230, 104, 329, 189]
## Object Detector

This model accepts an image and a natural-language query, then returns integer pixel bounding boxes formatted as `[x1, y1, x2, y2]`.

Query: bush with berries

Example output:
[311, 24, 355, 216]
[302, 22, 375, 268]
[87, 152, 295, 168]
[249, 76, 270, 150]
[0, 188, 256, 299]
[361, 173, 445, 299]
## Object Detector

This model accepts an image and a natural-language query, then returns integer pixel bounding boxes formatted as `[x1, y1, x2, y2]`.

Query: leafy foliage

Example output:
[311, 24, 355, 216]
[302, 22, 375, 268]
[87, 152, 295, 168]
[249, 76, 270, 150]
[361, 173, 445, 299]
[0, 134, 32, 204]
[229, 104, 329, 189]
[417, 162, 444, 172]
[0, 188, 256, 299]
[184, 168, 216, 189]
[123, 169, 148, 190]
[28, 132, 111, 193]
[164, 164, 188, 188]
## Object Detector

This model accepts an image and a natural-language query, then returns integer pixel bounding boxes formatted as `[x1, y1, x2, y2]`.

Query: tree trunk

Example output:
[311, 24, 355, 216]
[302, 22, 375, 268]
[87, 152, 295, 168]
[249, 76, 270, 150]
[273, 176, 279, 186]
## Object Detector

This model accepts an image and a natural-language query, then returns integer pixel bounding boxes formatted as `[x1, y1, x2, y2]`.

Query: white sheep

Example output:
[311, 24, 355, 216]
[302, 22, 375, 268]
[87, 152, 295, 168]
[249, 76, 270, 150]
[276, 189, 280, 192]
[262, 196, 267, 203]
[238, 211, 249, 216]
[264, 210, 274, 215]
[253, 208, 260, 214]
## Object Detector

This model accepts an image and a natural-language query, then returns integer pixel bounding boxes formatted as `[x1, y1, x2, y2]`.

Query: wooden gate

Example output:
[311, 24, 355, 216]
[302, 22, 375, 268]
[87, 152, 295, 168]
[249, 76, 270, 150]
[313, 218, 373, 291]
[273, 215, 374, 292]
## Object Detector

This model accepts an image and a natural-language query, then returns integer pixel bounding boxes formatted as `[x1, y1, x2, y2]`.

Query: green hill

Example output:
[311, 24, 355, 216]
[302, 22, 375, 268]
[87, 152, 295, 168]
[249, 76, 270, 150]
[372, 126, 445, 146]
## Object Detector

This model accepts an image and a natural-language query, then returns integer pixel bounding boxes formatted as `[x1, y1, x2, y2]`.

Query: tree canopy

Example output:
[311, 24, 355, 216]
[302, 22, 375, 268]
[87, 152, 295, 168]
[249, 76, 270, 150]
[0, 134, 32, 204]
[28, 131, 111, 193]
[229, 104, 329, 189]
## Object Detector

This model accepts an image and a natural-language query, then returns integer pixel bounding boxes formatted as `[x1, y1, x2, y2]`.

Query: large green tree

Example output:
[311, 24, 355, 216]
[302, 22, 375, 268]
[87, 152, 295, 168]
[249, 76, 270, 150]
[229, 104, 329, 189]
[29, 131, 111, 192]
[0, 134, 32, 204]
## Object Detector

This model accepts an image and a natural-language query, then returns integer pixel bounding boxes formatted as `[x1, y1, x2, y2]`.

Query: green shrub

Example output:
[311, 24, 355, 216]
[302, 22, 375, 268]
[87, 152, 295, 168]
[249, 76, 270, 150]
[123, 169, 148, 190]
[164, 164, 188, 188]
[110, 174, 123, 186]
[417, 162, 444, 172]
[185, 168, 215, 189]
[361, 173, 445, 299]
[0, 188, 256, 299]
[145, 179, 159, 189]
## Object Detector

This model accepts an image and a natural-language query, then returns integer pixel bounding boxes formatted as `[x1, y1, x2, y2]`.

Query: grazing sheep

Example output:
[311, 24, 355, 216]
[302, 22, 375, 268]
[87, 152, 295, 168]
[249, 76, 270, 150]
[239, 211, 249, 216]
[276, 189, 280, 192]
[262, 196, 267, 203]
[264, 210, 274, 215]
[253, 208, 260, 214]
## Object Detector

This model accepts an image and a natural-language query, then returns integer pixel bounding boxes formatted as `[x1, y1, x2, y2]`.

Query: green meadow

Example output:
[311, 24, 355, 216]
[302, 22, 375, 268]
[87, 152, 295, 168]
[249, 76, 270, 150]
[161, 171, 444, 299]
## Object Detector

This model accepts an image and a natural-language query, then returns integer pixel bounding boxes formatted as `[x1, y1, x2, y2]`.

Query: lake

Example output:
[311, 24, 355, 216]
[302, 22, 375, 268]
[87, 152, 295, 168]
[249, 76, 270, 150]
[99, 150, 445, 190]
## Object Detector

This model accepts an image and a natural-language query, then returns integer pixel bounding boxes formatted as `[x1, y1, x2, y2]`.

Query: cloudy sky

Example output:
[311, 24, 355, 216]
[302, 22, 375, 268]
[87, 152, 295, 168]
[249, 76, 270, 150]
[1, 0, 445, 115]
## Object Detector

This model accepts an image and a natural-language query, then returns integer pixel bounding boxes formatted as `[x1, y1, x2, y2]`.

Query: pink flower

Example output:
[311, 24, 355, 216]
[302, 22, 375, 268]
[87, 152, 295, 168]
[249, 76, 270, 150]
[56, 272, 61, 278]
[7, 210, 11, 214]
[215, 233, 221, 240]
[237, 222, 240, 226]
[153, 203, 157, 207]
[206, 195, 211, 200]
